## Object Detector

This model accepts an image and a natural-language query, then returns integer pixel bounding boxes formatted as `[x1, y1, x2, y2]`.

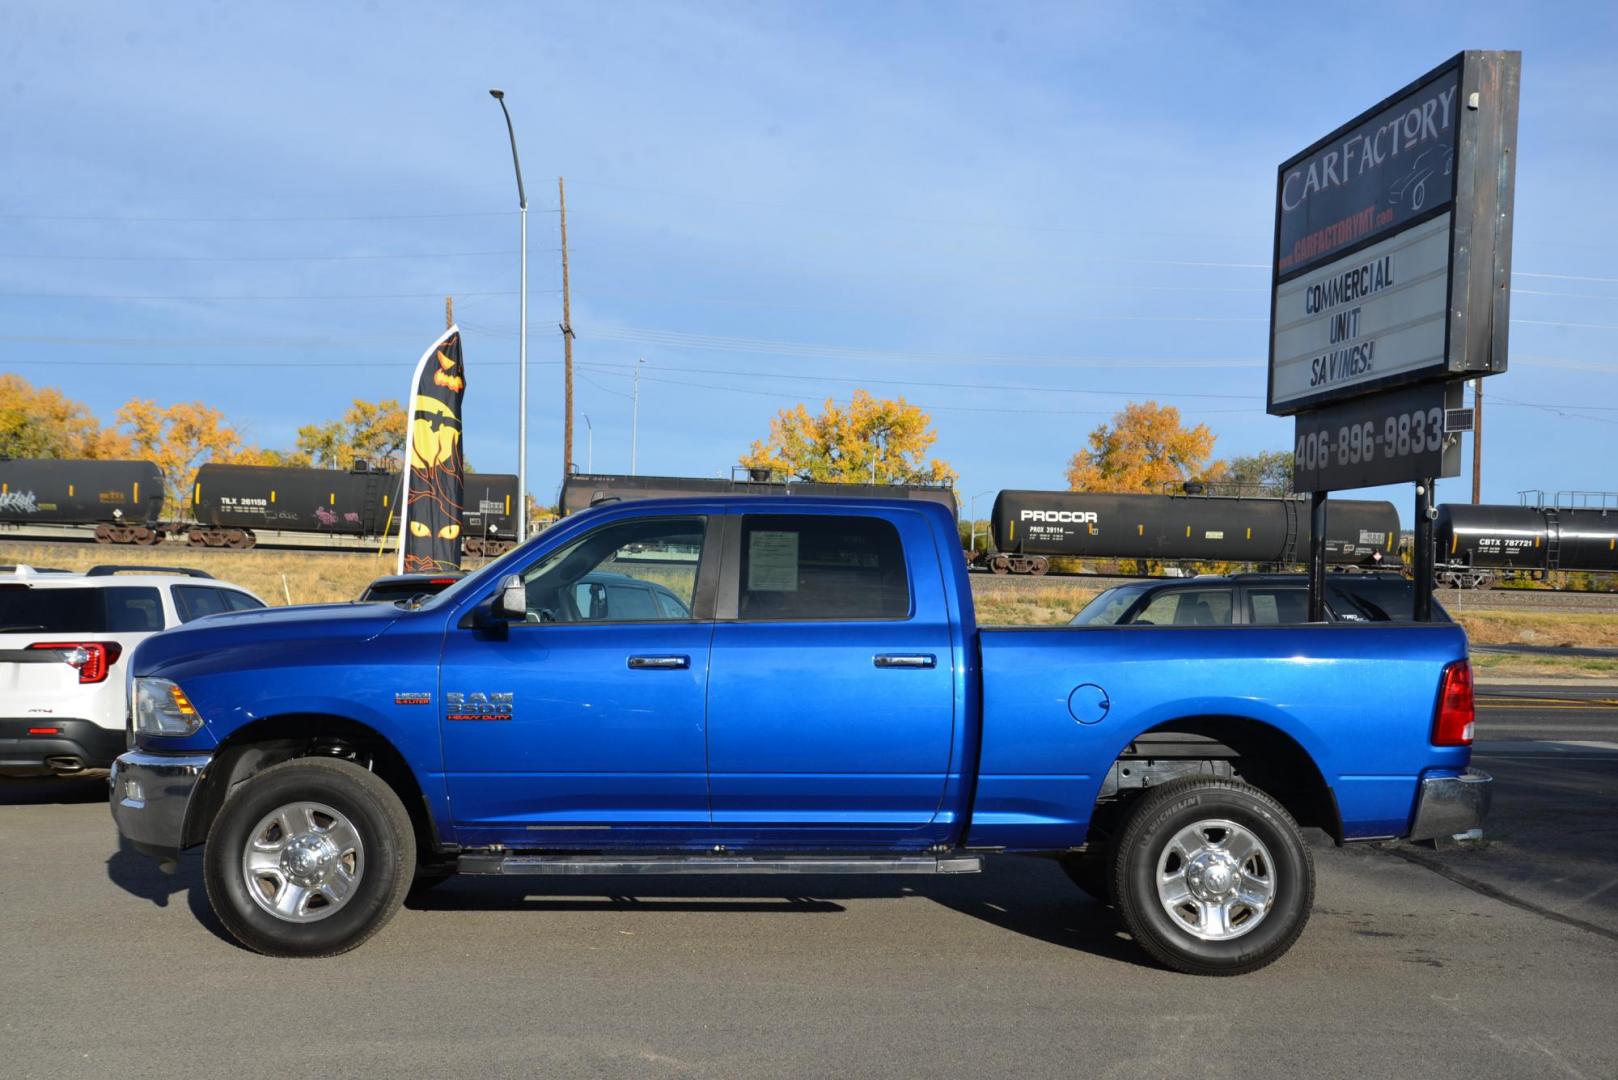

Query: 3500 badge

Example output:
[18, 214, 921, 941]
[445, 691, 514, 721]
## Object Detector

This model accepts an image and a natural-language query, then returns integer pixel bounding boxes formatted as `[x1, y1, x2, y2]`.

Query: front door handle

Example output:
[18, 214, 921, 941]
[628, 655, 690, 670]
[873, 654, 936, 669]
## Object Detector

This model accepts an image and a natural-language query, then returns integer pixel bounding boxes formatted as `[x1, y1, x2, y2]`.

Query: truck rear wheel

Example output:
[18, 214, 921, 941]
[1110, 778, 1313, 976]
[203, 757, 415, 958]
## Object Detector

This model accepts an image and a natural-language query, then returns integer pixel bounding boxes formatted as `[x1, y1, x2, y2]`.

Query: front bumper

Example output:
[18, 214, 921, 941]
[109, 749, 214, 859]
[1407, 769, 1493, 842]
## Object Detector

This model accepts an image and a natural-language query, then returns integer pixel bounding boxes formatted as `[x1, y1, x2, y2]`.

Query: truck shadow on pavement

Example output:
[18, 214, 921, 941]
[0, 775, 109, 805]
[407, 855, 1149, 967]
[104, 840, 236, 946]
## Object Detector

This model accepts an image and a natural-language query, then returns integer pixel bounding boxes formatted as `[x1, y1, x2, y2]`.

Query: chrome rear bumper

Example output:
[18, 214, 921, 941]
[1408, 769, 1493, 842]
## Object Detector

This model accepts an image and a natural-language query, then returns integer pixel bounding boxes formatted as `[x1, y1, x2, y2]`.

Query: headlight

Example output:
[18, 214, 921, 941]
[133, 678, 203, 736]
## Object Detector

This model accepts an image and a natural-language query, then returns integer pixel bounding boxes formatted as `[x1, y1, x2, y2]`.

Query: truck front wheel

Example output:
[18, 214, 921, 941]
[203, 757, 416, 957]
[1111, 778, 1313, 976]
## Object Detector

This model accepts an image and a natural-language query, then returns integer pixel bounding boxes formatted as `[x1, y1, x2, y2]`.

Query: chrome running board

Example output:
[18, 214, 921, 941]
[457, 853, 983, 876]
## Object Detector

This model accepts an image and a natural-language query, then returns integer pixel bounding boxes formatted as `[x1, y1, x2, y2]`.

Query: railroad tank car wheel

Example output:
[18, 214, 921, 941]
[225, 529, 250, 550]
[203, 757, 415, 958]
[464, 538, 483, 557]
[241, 530, 257, 549]
[1030, 557, 1050, 576]
[94, 524, 112, 543]
[1110, 777, 1313, 977]
[990, 554, 1011, 575]
[187, 529, 206, 546]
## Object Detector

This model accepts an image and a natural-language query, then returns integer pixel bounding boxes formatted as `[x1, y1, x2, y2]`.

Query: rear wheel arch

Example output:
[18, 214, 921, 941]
[183, 713, 444, 862]
[1090, 714, 1341, 844]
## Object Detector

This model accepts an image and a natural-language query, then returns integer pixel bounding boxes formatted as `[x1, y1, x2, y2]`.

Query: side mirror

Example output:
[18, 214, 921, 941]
[494, 574, 527, 620]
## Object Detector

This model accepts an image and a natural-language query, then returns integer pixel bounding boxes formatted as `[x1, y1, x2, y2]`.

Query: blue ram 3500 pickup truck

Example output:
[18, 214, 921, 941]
[111, 497, 1489, 974]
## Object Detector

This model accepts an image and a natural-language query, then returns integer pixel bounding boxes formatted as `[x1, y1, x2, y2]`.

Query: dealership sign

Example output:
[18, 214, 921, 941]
[1268, 51, 1520, 417]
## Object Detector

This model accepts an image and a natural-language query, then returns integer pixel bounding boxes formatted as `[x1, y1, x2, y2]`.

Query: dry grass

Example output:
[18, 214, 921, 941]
[1, 542, 404, 606]
[1452, 610, 1618, 650]
[969, 580, 1100, 625]
[1470, 652, 1618, 680]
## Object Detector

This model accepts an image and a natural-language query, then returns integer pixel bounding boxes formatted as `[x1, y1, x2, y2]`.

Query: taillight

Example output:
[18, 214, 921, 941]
[27, 642, 123, 684]
[1433, 659, 1475, 746]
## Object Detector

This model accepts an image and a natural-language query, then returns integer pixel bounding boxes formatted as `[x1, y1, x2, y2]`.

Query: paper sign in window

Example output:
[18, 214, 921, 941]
[748, 530, 799, 591]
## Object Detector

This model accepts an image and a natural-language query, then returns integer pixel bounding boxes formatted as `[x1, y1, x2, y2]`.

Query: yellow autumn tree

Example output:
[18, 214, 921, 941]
[116, 399, 280, 515]
[740, 390, 957, 487]
[1065, 401, 1225, 493]
[296, 398, 407, 471]
[0, 374, 131, 460]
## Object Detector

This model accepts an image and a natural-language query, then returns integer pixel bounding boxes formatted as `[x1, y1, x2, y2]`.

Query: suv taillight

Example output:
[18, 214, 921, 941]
[28, 642, 123, 684]
[1433, 659, 1475, 747]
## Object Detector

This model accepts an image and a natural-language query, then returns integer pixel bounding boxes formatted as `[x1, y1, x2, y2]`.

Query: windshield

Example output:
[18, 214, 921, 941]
[1070, 584, 1153, 625]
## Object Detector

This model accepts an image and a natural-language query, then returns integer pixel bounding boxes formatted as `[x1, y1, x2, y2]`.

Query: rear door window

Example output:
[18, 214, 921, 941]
[173, 585, 232, 623]
[1246, 587, 1309, 625]
[737, 514, 910, 621]
[222, 589, 266, 612]
[1128, 588, 1234, 626]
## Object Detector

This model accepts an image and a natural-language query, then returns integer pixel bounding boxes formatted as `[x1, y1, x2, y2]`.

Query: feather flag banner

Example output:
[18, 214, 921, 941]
[398, 326, 466, 573]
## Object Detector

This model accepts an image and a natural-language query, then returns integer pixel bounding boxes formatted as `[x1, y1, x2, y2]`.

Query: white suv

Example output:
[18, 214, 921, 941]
[0, 564, 267, 777]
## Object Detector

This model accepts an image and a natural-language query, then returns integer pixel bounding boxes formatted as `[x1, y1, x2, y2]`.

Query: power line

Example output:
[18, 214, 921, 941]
[623, 371, 1257, 417]
[1513, 288, 1618, 302]
[0, 249, 532, 262]
[580, 325, 1268, 368]
[0, 290, 534, 302]
[0, 209, 558, 222]
[1490, 394, 1618, 427]
[582, 360, 1262, 400]
[1514, 270, 1618, 285]
[1515, 318, 1618, 332]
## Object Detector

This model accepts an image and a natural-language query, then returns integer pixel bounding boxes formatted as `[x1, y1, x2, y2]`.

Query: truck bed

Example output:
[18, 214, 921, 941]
[966, 622, 1472, 849]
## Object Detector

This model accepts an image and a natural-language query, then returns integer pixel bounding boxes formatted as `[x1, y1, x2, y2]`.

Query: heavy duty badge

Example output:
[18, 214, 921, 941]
[445, 691, 514, 721]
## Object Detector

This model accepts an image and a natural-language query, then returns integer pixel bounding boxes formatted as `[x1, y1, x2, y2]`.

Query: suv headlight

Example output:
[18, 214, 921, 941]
[133, 678, 203, 736]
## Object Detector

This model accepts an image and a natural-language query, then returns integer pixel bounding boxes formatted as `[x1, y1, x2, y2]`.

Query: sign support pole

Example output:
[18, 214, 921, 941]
[1307, 491, 1328, 622]
[1414, 479, 1435, 621]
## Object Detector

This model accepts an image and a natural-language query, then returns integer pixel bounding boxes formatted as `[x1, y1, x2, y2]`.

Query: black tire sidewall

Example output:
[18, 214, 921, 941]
[204, 759, 414, 957]
[1115, 783, 1313, 974]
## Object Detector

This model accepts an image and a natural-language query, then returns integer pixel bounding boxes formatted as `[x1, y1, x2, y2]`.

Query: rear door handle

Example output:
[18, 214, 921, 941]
[873, 654, 936, 669]
[628, 655, 690, 670]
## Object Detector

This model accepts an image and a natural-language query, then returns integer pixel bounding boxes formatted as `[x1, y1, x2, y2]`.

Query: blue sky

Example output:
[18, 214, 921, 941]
[4, 1, 1615, 522]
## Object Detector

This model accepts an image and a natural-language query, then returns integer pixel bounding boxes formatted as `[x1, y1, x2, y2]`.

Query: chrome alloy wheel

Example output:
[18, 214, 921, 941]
[240, 801, 365, 923]
[1155, 818, 1275, 942]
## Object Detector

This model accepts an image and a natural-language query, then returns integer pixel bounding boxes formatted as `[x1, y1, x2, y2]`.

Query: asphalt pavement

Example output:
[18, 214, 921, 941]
[2, 686, 1616, 1079]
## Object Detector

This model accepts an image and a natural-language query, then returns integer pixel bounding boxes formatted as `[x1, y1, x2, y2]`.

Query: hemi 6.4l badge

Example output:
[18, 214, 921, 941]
[446, 691, 514, 721]
[394, 692, 432, 706]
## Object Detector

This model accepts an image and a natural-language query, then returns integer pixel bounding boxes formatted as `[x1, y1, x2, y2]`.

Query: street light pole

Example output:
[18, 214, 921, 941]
[968, 489, 993, 555]
[489, 88, 529, 543]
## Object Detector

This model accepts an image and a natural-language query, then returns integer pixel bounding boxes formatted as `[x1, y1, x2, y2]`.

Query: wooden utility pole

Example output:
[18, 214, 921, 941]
[558, 176, 575, 476]
[1471, 377, 1483, 504]
[445, 295, 454, 330]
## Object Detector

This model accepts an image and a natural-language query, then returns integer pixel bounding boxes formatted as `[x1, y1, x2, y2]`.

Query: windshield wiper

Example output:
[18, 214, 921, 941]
[0, 624, 46, 633]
